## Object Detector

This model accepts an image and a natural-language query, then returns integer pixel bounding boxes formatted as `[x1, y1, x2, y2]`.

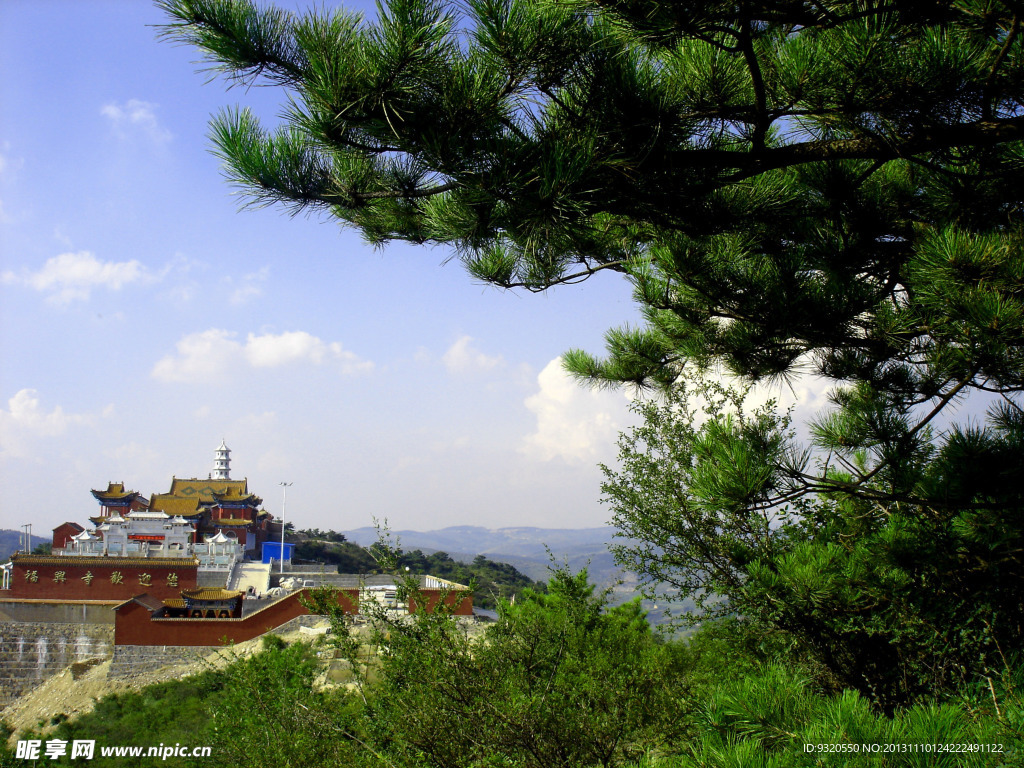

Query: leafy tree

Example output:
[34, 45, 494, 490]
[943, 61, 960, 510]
[157, 0, 1024, 706]
[155, 0, 1024, 523]
[296, 527, 348, 543]
[204, 637, 368, 768]
[396, 548, 546, 609]
[315, 565, 687, 768]
[603, 378, 1023, 708]
[669, 662, 1020, 768]
[293, 537, 379, 572]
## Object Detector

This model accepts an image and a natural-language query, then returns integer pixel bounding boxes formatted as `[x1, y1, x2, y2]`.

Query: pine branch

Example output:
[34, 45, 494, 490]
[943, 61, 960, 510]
[717, 116, 1024, 182]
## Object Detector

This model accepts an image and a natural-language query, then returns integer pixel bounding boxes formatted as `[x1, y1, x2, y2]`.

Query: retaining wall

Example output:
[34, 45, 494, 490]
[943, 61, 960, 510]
[0, 600, 117, 625]
[0, 621, 114, 707]
[107, 613, 327, 679]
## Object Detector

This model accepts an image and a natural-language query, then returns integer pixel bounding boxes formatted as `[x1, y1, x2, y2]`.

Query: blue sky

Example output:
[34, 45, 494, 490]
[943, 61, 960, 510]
[0, 0, 654, 534]
[0, 0, 842, 536]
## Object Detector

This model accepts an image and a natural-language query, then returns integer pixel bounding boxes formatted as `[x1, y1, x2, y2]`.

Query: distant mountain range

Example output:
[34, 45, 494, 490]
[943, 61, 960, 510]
[342, 525, 686, 625]
[0, 529, 48, 561]
[343, 525, 619, 578]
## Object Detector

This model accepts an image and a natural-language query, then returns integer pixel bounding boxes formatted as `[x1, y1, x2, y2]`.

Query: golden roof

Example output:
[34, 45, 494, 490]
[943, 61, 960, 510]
[180, 588, 244, 601]
[148, 495, 202, 516]
[211, 518, 251, 526]
[91, 482, 138, 501]
[212, 486, 259, 503]
[163, 598, 187, 608]
[169, 477, 249, 501]
[12, 554, 200, 568]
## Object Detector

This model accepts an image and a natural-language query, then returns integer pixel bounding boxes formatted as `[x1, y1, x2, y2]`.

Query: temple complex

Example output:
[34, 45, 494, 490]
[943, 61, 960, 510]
[88, 440, 276, 558]
[0, 443, 472, 709]
[5, 442, 273, 602]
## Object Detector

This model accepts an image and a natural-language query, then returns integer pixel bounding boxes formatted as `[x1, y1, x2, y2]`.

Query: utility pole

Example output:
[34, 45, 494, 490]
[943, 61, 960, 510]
[278, 482, 293, 574]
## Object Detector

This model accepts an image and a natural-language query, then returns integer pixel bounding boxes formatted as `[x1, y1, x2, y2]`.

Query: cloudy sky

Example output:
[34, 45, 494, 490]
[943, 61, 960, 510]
[0, 0, 833, 536]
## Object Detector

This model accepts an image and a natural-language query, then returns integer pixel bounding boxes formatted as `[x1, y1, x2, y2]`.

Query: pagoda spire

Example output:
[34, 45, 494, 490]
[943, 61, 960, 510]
[212, 439, 231, 480]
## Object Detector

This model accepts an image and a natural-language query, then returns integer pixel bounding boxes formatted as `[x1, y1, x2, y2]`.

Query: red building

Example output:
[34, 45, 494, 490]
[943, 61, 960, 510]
[51, 522, 85, 550]
[7, 554, 199, 602]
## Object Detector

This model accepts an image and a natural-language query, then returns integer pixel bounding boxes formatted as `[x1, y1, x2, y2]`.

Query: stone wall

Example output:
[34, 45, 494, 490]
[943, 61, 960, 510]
[0, 621, 114, 707]
[197, 570, 230, 588]
[108, 613, 328, 679]
[0, 600, 117, 625]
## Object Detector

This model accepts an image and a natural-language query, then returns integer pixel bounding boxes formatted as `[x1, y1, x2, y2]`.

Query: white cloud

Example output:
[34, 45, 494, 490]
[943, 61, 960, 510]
[151, 329, 241, 383]
[442, 335, 504, 374]
[245, 330, 331, 367]
[2, 251, 156, 304]
[151, 329, 373, 383]
[691, 365, 836, 434]
[0, 389, 104, 459]
[521, 358, 636, 464]
[101, 99, 172, 144]
[228, 266, 269, 305]
[746, 376, 834, 415]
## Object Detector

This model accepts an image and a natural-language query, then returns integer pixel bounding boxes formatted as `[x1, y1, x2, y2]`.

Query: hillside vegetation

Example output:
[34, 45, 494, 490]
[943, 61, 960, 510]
[3, 567, 1021, 767]
[292, 529, 546, 609]
[0, 531, 48, 563]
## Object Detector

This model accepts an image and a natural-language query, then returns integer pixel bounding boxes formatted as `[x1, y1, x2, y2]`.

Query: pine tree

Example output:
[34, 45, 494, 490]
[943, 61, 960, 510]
[158, 0, 1024, 705]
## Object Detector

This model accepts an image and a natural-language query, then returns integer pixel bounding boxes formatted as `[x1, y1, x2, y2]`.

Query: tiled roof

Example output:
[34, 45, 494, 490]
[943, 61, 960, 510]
[12, 554, 200, 568]
[181, 588, 243, 601]
[212, 487, 260, 503]
[0, 598, 123, 605]
[91, 482, 138, 501]
[169, 477, 248, 500]
[148, 495, 202, 516]
[212, 518, 251, 526]
[128, 593, 166, 613]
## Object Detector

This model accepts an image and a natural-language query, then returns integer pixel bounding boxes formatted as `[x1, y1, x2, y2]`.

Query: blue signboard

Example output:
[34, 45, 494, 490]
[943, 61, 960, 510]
[261, 541, 295, 564]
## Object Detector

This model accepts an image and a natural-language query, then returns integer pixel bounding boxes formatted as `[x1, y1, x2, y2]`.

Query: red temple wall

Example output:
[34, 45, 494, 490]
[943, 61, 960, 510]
[115, 588, 360, 646]
[409, 589, 474, 616]
[9, 557, 198, 602]
[113, 588, 471, 647]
